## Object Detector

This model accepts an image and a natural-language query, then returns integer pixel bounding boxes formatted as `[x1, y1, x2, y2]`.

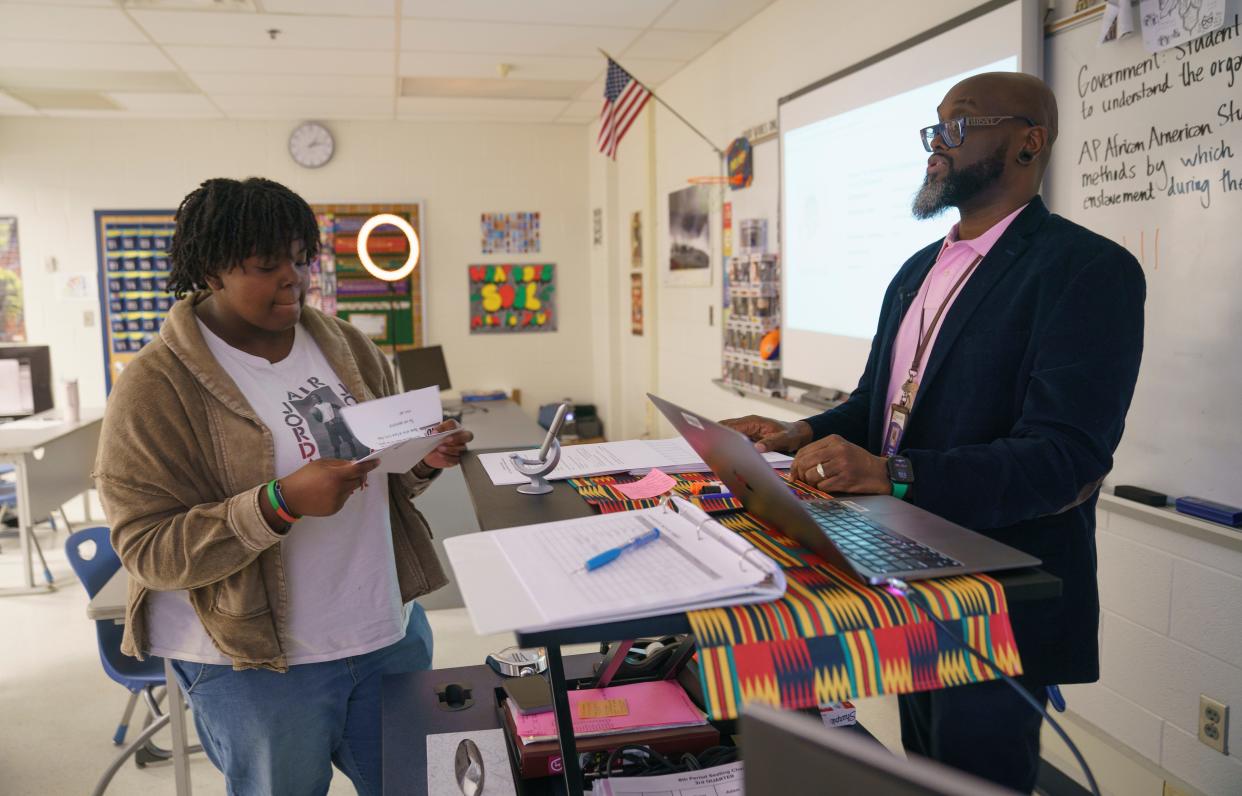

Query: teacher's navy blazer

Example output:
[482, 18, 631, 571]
[803, 196, 1146, 686]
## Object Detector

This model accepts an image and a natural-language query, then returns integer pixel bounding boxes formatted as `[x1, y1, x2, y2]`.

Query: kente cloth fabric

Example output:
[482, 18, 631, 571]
[686, 513, 1022, 719]
[567, 470, 829, 514]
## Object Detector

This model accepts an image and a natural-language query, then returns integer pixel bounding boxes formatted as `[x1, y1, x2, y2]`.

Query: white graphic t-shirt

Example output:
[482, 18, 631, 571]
[145, 321, 406, 665]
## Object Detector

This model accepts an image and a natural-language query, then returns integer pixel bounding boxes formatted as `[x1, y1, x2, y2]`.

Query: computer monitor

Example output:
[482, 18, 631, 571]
[741, 704, 1019, 795]
[0, 345, 53, 419]
[396, 345, 451, 393]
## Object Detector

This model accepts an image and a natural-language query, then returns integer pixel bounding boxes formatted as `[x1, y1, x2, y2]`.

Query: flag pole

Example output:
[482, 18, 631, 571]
[598, 49, 725, 158]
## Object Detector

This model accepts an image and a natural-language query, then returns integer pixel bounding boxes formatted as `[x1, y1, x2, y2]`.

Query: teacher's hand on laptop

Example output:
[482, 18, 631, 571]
[652, 394, 1039, 585]
[720, 415, 813, 454]
[722, 414, 890, 496]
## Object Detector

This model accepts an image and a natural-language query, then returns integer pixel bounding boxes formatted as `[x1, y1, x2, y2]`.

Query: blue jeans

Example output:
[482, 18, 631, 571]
[170, 605, 433, 796]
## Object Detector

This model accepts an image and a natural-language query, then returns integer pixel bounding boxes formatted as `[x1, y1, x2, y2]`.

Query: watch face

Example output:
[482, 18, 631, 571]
[289, 122, 334, 168]
[888, 455, 914, 483]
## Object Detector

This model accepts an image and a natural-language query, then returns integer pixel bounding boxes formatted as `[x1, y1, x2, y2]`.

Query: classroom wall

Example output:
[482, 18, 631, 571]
[0, 116, 594, 417]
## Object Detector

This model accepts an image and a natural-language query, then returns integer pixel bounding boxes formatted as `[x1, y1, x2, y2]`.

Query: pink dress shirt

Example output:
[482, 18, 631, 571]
[883, 204, 1028, 441]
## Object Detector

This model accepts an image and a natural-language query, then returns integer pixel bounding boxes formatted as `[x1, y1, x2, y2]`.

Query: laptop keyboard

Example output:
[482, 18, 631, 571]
[804, 501, 961, 574]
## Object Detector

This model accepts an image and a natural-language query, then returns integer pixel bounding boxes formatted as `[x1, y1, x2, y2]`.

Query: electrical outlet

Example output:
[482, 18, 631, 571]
[1198, 694, 1228, 754]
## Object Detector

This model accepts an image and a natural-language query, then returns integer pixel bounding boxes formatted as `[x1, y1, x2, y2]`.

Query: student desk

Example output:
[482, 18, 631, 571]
[0, 408, 103, 595]
[456, 448, 1063, 796]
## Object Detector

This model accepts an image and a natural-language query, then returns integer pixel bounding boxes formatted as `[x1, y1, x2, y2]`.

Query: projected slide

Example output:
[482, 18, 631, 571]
[783, 56, 1016, 341]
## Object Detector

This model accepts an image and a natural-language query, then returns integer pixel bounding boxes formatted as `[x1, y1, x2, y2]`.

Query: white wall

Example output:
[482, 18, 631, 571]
[0, 117, 593, 417]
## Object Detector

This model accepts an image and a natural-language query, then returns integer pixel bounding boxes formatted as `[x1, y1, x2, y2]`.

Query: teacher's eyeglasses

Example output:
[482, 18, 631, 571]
[920, 116, 1037, 152]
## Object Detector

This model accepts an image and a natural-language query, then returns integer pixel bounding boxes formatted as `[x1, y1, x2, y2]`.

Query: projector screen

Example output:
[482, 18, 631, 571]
[779, 0, 1041, 395]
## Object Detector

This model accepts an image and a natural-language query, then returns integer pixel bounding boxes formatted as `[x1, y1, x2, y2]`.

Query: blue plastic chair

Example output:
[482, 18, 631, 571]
[66, 527, 189, 794]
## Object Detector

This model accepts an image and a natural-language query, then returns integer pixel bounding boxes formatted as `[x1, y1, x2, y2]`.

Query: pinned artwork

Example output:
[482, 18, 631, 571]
[481, 211, 541, 254]
[469, 264, 557, 334]
[630, 272, 643, 336]
[666, 184, 712, 286]
[0, 217, 25, 342]
[630, 211, 642, 269]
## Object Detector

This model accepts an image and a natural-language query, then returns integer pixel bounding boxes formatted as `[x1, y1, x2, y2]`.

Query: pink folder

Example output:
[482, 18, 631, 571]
[508, 680, 707, 741]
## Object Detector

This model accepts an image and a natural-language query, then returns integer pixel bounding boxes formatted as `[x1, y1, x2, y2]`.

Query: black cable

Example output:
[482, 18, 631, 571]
[885, 578, 1102, 796]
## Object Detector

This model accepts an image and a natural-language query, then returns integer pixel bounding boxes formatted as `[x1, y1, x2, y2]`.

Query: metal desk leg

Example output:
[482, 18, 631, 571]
[545, 645, 584, 796]
[0, 457, 53, 596]
[165, 658, 193, 795]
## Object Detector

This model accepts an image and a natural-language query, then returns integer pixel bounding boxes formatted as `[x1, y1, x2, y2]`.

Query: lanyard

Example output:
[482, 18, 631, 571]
[898, 253, 982, 407]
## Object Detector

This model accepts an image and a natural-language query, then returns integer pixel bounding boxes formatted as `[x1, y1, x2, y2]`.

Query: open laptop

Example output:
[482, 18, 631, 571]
[649, 394, 1039, 584]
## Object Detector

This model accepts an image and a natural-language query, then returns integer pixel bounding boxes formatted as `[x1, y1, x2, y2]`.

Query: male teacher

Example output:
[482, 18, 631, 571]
[724, 72, 1145, 793]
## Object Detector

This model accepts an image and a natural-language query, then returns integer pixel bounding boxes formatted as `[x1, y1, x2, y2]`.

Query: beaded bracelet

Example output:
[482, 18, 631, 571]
[265, 480, 299, 524]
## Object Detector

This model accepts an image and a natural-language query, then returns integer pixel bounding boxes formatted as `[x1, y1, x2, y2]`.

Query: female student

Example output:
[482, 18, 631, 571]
[94, 177, 471, 795]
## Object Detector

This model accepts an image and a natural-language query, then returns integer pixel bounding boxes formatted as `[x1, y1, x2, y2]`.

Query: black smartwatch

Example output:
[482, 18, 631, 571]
[887, 455, 913, 499]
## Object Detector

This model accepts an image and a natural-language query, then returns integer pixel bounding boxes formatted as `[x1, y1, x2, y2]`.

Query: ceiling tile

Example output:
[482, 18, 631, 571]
[575, 76, 605, 101]
[0, 90, 38, 116]
[620, 58, 688, 85]
[4, 0, 115, 6]
[653, 0, 776, 33]
[166, 46, 390, 76]
[5, 88, 120, 111]
[557, 100, 600, 121]
[0, 4, 148, 43]
[399, 52, 601, 82]
[402, 0, 672, 28]
[396, 96, 567, 121]
[129, 10, 394, 49]
[213, 94, 392, 119]
[105, 91, 222, 116]
[261, 0, 394, 16]
[401, 77, 585, 100]
[400, 19, 639, 57]
[0, 41, 176, 71]
[0, 68, 196, 93]
[621, 29, 720, 60]
[192, 72, 393, 97]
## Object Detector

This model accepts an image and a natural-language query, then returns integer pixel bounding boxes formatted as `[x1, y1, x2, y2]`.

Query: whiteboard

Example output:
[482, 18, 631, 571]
[1044, 8, 1242, 502]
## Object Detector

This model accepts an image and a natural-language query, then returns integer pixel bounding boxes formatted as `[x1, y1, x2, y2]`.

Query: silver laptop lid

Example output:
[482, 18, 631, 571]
[647, 392, 864, 579]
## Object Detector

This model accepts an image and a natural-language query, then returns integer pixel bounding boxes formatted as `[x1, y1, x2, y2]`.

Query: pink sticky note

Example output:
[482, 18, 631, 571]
[614, 468, 677, 500]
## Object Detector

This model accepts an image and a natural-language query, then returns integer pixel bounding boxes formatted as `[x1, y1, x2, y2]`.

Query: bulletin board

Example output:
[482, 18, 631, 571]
[309, 203, 425, 353]
[94, 209, 177, 392]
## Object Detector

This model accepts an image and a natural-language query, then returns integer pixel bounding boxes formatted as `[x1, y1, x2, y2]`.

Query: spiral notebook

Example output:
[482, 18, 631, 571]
[445, 496, 786, 635]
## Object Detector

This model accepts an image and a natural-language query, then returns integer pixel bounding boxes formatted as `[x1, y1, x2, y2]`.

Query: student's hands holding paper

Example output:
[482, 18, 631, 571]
[720, 415, 813, 454]
[792, 435, 889, 495]
[420, 420, 474, 470]
[280, 458, 380, 517]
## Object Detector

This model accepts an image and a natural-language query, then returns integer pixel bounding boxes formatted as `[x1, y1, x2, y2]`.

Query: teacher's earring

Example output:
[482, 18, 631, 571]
[1017, 150, 1035, 164]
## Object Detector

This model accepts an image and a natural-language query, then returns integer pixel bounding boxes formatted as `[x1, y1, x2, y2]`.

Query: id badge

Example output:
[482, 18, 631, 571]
[883, 403, 910, 457]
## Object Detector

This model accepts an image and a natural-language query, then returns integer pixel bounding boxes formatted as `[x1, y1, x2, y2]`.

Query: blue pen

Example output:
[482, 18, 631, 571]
[581, 525, 661, 572]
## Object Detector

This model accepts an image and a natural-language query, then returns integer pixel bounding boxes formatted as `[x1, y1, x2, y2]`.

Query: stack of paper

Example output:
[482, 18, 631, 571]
[478, 436, 791, 486]
[445, 497, 785, 634]
[593, 761, 743, 796]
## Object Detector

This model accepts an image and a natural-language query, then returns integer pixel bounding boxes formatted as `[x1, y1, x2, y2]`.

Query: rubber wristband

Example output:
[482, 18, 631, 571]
[891, 482, 909, 500]
[273, 479, 301, 519]
[266, 480, 298, 524]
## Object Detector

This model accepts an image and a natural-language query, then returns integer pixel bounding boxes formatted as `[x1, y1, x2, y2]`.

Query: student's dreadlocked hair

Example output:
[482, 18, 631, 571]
[167, 177, 320, 298]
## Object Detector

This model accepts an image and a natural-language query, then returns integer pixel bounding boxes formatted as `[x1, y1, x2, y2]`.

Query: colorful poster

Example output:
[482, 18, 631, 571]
[630, 272, 643, 336]
[667, 185, 712, 287]
[727, 137, 753, 190]
[0, 217, 25, 342]
[481, 211, 541, 254]
[469, 263, 556, 334]
[630, 211, 643, 270]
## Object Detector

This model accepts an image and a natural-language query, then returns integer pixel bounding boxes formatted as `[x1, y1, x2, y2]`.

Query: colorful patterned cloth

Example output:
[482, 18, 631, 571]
[568, 470, 828, 514]
[687, 513, 1022, 719]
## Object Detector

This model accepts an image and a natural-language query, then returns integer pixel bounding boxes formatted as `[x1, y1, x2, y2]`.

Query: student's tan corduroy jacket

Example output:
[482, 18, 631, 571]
[93, 292, 448, 671]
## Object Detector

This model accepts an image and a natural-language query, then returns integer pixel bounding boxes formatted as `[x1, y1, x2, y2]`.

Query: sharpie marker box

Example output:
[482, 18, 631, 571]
[1175, 497, 1242, 527]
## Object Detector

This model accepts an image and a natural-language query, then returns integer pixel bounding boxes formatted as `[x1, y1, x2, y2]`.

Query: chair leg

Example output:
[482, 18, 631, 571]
[113, 691, 141, 745]
[90, 712, 171, 796]
[134, 683, 202, 765]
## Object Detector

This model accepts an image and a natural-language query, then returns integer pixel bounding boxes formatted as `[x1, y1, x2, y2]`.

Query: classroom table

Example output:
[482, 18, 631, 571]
[456, 448, 1063, 796]
[0, 408, 103, 595]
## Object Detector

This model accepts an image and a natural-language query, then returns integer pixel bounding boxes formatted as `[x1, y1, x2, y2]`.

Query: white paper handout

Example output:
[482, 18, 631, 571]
[477, 436, 792, 486]
[340, 386, 457, 474]
[1139, 0, 1226, 52]
[596, 760, 743, 796]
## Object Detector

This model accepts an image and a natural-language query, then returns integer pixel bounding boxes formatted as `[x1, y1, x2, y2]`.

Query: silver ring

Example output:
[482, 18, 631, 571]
[815, 462, 826, 479]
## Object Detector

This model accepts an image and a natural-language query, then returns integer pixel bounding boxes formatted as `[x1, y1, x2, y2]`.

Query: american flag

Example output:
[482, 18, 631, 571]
[598, 59, 651, 159]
